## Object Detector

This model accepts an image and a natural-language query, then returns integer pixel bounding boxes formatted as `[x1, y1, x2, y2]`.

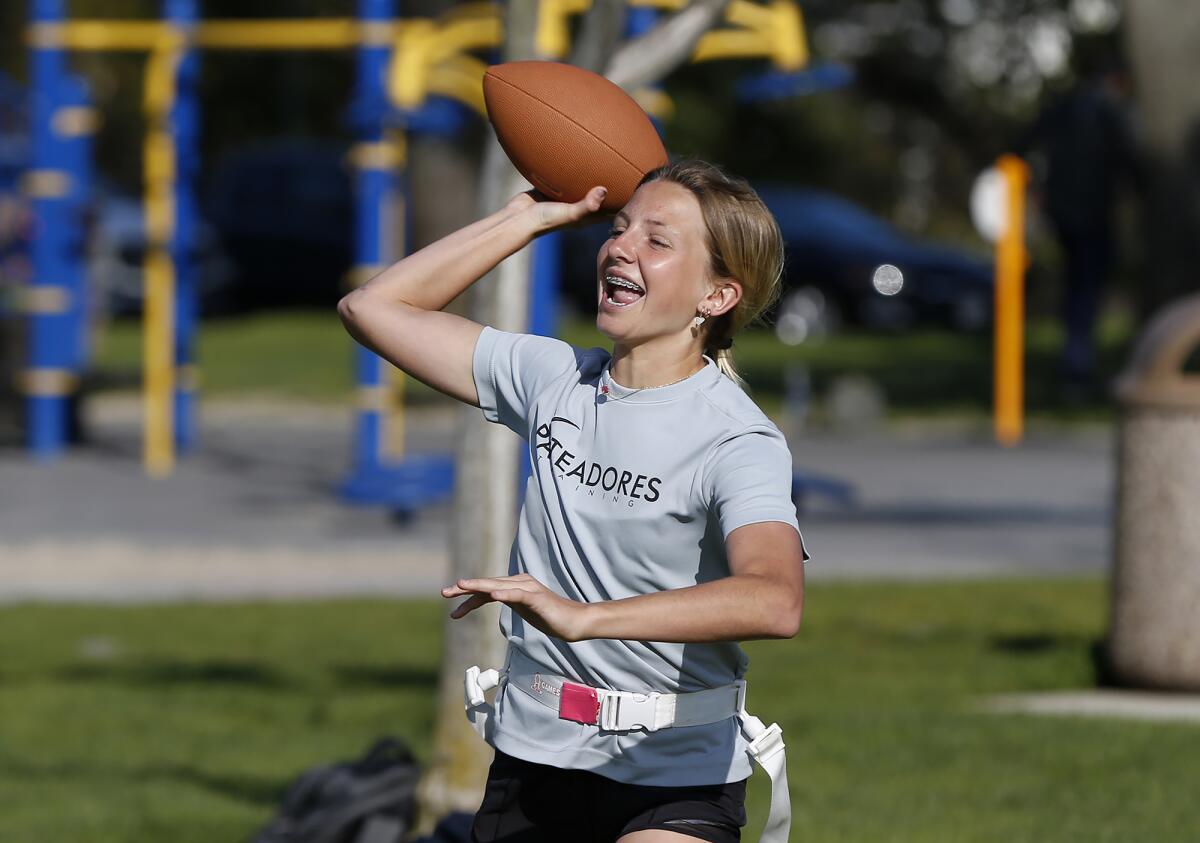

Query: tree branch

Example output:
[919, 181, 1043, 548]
[568, 0, 627, 74]
[604, 0, 732, 90]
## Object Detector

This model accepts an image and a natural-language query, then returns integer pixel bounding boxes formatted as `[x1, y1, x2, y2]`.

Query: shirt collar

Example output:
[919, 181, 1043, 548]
[598, 355, 721, 405]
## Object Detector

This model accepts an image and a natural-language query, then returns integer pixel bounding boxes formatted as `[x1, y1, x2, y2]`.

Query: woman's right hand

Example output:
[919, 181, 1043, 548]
[506, 185, 611, 233]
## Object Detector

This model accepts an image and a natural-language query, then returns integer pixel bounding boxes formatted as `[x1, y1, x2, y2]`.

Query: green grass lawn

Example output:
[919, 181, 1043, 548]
[92, 310, 1133, 421]
[1, 579, 1196, 842]
[94, 311, 360, 405]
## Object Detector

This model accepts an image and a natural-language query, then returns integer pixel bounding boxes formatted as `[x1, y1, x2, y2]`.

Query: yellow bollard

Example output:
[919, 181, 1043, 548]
[993, 154, 1029, 447]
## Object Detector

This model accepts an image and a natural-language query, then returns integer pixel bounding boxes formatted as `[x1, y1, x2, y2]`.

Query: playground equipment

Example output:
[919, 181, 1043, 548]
[24, 0, 469, 506]
[1, 73, 31, 437]
[22, 6, 96, 457]
[22, 0, 847, 513]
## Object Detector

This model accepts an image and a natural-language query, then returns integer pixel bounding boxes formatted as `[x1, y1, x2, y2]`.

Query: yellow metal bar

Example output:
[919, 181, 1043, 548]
[443, 2, 504, 22]
[390, 20, 434, 110]
[142, 44, 181, 477]
[425, 54, 490, 117]
[725, 0, 774, 30]
[143, 248, 175, 476]
[382, 128, 407, 459]
[342, 263, 388, 290]
[387, 366, 407, 458]
[536, 0, 592, 58]
[143, 133, 176, 241]
[691, 0, 809, 70]
[194, 19, 394, 51]
[994, 154, 1029, 447]
[632, 87, 675, 121]
[770, 0, 808, 70]
[30, 4, 817, 63]
[27, 20, 174, 51]
[389, 13, 500, 111]
[692, 30, 773, 63]
[626, 0, 685, 9]
[348, 138, 407, 171]
[427, 15, 502, 64]
[27, 19, 412, 52]
[143, 45, 182, 112]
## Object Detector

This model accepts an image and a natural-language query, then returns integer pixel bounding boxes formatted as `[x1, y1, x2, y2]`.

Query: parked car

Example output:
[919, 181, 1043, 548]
[756, 184, 992, 333]
[559, 184, 993, 335]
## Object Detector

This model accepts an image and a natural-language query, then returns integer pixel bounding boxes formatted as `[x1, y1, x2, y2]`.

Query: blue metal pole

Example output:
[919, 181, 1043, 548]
[623, 3, 675, 196]
[166, 0, 200, 452]
[57, 74, 94, 389]
[626, 7, 659, 38]
[351, 0, 394, 476]
[57, 72, 94, 456]
[626, 7, 666, 135]
[528, 232, 559, 338]
[340, 0, 454, 512]
[25, 0, 73, 459]
[520, 230, 562, 486]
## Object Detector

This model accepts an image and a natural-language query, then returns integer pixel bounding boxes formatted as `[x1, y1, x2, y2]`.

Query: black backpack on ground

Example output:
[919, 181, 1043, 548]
[250, 737, 421, 843]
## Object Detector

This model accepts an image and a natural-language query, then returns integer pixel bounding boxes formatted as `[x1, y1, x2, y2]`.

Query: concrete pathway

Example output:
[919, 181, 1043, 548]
[793, 423, 1114, 579]
[3, 398, 454, 602]
[1, 396, 1115, 602]
[983, 690, 1200, 724]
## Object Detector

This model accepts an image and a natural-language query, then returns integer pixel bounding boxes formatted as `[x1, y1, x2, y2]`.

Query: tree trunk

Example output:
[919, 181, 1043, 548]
[1124, 1, 1200, 159]
[1123, 2, 1200, 317]
[604, 0, 731, 89]
[414, 0, 541, 832]
[568, 0, 627, 74]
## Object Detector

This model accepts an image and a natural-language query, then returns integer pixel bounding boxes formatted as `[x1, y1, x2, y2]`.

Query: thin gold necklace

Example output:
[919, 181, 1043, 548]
[600, 362, 704, 401]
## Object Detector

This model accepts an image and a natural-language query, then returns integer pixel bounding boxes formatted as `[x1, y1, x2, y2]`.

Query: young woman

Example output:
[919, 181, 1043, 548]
[338, 159, 808, 843]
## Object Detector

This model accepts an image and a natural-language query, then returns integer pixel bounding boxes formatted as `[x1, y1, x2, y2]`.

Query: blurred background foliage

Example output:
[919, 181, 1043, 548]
[0, 0, 1160, 418]
[0, 0, 1128, 245]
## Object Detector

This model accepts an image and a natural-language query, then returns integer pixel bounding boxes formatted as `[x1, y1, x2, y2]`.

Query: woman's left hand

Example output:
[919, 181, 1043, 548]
[441, 574, 590, 642]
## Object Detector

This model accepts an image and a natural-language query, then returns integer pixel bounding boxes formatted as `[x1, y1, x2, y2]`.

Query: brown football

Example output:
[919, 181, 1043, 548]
[482, 61, 669, 212]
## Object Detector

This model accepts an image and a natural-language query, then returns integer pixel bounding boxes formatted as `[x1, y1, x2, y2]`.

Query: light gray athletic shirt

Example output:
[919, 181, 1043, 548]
[471, 325, 808, 786]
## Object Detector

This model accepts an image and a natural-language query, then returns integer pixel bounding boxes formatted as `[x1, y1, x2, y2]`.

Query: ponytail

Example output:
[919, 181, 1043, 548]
[703, 316, 745, 388]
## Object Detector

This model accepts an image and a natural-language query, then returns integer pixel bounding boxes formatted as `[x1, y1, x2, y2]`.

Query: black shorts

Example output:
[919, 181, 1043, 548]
[470, 749, 747, 843]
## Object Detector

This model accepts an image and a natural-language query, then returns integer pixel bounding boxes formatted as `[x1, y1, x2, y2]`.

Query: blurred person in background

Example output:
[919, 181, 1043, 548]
[1016, 51, 1143, 400]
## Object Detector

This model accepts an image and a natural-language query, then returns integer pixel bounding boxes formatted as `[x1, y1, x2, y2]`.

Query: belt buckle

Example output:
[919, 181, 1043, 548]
[599, 689, 661, 732]
[559, 681, 601, 725]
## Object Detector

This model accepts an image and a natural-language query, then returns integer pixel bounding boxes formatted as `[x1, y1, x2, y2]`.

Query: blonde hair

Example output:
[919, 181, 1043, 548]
[638, 159, 785, 389]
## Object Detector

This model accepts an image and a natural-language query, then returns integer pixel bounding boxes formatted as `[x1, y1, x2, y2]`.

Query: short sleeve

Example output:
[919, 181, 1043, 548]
[472, 326, 586, 438]
[703, 428, 811, 561]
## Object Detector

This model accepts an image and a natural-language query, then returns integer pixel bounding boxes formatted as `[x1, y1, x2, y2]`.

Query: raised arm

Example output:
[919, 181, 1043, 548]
[337, 186, 608, 406]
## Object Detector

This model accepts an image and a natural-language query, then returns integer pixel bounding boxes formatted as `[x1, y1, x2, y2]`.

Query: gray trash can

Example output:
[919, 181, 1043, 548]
[1108, 293, 1200, 690]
